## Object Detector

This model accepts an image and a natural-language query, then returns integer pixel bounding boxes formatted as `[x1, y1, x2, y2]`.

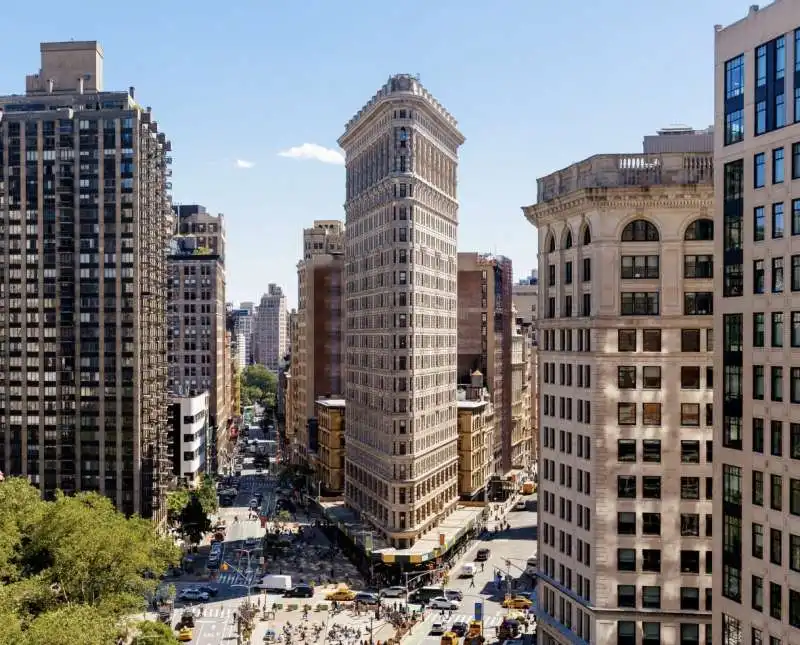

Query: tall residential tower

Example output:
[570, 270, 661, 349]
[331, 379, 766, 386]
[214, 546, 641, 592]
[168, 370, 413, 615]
[714, 3, 800, 644]
[0, 41, 173, 520]
[338, 74, 465, 548]
[253, 284, 288, 371]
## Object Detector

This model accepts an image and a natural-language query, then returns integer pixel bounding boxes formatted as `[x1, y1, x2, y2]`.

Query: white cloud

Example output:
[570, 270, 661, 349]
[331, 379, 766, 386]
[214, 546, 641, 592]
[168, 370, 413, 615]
[235, 159, 255, 169]
[277, 143, 344, 165]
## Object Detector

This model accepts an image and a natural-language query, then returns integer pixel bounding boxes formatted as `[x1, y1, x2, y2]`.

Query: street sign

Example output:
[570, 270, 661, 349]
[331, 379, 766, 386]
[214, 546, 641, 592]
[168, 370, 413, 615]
[474, 602, 483, 621]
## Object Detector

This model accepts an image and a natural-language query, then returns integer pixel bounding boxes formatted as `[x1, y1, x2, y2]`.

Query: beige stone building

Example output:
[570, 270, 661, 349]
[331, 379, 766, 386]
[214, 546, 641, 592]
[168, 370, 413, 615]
[523, 132, 714, 645]
[169, 206, 230, 471]
[315, 398, 345, 495]
[290, 220, 344, 465]
[513, 279, 539, 326]
[456, 372, 495, 500]
[510, 319, 532, 471]
[339, 74, 464, 548]
[253, 284, 288, 371]
[714, 3, 800, 644]
[0, 41, 173, 521]
[285, 311, 299, 448]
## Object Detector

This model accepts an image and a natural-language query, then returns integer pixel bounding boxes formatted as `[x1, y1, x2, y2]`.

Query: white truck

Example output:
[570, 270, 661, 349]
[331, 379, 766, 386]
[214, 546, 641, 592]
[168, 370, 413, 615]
[256, 574, 292, 591]
[460, 563, 477, 577]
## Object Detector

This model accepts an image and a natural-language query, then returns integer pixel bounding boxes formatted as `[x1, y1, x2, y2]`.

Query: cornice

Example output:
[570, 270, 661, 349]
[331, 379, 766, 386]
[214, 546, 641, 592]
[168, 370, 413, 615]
[522, 189, 714, 227]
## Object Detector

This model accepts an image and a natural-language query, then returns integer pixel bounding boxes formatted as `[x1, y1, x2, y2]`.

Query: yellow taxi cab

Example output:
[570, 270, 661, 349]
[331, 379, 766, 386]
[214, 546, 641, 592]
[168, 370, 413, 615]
[177, 627, 193, 642]
[502, 595, 532, 609]
[325, 586, 356, 602]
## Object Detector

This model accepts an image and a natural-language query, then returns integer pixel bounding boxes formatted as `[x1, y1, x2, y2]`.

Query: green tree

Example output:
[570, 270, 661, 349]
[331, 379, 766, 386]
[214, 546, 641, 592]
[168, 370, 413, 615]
[178, 493, 211, 545]
[165, 489, 190, 525]
[241, 364, 277, 406]
[195, 475, 218, 515]
[0, 478, 180, 643]
[130, 619, 180, 645]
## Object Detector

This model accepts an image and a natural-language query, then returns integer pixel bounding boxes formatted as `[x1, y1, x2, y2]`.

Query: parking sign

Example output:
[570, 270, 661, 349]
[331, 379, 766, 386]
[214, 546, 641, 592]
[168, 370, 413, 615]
[474, 602, 483, 621]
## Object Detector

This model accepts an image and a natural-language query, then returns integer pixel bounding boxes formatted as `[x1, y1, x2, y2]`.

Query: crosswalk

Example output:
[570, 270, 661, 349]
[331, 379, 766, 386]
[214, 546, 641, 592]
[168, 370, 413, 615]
[215, 571, 259, 586]
[422, 613, 530, 628]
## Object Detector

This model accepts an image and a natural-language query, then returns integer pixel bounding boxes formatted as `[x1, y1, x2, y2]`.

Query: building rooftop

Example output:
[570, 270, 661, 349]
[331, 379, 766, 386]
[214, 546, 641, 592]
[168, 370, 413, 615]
[316, 398, 345, 409]
[458, 400, 488, 410]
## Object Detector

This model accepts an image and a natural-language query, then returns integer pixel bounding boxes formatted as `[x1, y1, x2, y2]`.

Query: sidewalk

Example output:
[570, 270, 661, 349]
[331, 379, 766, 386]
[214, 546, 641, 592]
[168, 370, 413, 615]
[485, 492, 522, 531]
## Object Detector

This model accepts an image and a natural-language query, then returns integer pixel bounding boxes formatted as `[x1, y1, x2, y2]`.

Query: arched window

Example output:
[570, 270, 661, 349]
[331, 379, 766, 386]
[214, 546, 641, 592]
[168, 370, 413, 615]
[564, 230, 573, 249]
[684, 218, 714, 241]
[621, 219, 659, 242]
[582, 226, 591, 245]
[546, 233, 556, 253]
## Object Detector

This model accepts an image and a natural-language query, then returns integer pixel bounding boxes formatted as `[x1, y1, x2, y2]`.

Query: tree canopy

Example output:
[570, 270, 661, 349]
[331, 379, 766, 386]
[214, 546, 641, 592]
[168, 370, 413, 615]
[166, 475, 218, 543]
[241, 364, 277, 407]
[0, 478, 181, 645]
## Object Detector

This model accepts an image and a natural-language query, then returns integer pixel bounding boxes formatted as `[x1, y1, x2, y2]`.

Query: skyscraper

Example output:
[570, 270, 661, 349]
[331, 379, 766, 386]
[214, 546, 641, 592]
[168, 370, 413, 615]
[338, 74, 465, 548]
[253, 284, 287, 371]
[168, 205, 229, 472]
[714, 3, 800, 642]
[0, 41, 173, 520]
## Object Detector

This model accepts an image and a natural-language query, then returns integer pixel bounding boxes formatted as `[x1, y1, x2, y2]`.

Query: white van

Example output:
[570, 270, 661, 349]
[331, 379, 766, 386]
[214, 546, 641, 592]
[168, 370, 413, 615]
[257, 574, 293, 591]
[460, 563, 477, 577]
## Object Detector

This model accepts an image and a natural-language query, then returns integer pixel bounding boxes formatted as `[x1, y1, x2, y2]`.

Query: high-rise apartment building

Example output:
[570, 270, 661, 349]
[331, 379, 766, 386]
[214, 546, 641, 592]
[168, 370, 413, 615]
[253, 284, 287, 371]
[290, 220, 344, 465]
[714, 4, 800, 644]
[230, 307, 253, 367]
[457, 252, 513, 477]
[168, 205, 229, 471]
[510, 320, 532, 471]
[513, 275, 539, 327]
[523, 129, 715, 645]
[0, 41, 173, 520]
[339, 74, 464, 548]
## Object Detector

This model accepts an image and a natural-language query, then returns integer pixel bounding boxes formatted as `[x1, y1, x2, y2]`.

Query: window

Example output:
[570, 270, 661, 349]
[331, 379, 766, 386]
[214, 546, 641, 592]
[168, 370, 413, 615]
[642, 588, 661, 610]
[617, 439, 636, 461]
[642, 513, 660, 535]
[723, 415, 743, 449]
[770, 582, 782, 621]
[793, 255, 800, 291]
[771, 527, 784, 565]
[753, 312, 765, 345]
[618, 403, 636, 426]
[772, 366, 784, 401]
[582, 226, 591, 245]
[753, 523, 764, 558]
[642, 623, 660, 645]
[681, 329, 701, 352]
[620, 292, 659, 315]
[643, 403, 661, 426]
[753, 575, 764, 611]
[773, 202, 785, 238]
[753, 260, 765, 294]
[643, 366, 661, 389]
[755, 206, 765, 241]
[621, 255, 659, 279]
[793, 312, 800, 347]
[617, 366, 636, 389]
[617, 548, 635, 571]
[772, 420, 784, 456]
[617, 512, 636, 535]
[681, 514, 700, 536]
[684, 254, 713, 279]
[680, 550, 700, 573]
[564, 261, 573, 284]
[617, 585, 636, 608]
[724, 55, 745, 145]
[791, 423, 800, 458]
[773, 148, 785, 183]
[642, 476, 661, 499]
[642, 329, 661, 351]
[617, 476, 636, 499]
[618, 329, 636, 351]
[684, 292, 713, 315]
[684, 218, 714, 240]
[754, 418, 764, 453]
[794, 145, 800, 181]
[642, 440, 661, 463]
[617, 620, 635, 645]
[756, 100, 767, 135]
[792, 478, 800, 515]
[680, 441, 701, 465]
[753, 471, 764, 506]
[582, 257, 591, 282]
[792, 368, 800, 403]
[773, 257, 784, 293]
[642, 549, 661, 572]
[772, 312, 784, 347]
[621, 219, 659, 242]
[681, 477, 700, 499]
[753, 365, 765, 399]
[681, 403, 700, 427]
[754, 152, 766, 187]
[681, 366, 701, 389]
[771, 474, 783, 511]
[680, 587, 700, 611]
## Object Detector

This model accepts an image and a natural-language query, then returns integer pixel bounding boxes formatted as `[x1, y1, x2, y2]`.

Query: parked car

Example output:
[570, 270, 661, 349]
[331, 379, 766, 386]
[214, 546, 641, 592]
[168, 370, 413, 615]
[429, 596, 459, 611]
[444, 589, 463, 602]
[379, 586, 406, 598]
[284, 585, 314, 598]
[514, 500, 527, 511]
[475, 548, 491, 562]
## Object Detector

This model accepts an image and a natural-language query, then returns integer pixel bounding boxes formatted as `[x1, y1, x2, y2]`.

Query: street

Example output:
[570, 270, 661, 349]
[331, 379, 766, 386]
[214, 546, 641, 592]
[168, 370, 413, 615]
[404, 494, 538, 645]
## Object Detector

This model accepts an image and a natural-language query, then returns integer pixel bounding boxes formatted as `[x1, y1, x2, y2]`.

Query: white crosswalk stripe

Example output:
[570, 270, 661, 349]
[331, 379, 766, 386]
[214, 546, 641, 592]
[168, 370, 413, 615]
[216, 571, 259, 586]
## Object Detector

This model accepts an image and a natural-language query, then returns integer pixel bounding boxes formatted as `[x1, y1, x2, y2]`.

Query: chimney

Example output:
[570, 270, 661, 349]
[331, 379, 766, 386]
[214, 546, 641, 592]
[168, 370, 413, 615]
[77, 76, 84, 94]
[47, 78, 54, 94]
[129, 86, 135, 99]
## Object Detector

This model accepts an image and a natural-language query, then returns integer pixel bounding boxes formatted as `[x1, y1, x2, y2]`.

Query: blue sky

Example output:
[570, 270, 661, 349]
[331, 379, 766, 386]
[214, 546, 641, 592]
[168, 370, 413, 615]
[0, 0, 748, 307]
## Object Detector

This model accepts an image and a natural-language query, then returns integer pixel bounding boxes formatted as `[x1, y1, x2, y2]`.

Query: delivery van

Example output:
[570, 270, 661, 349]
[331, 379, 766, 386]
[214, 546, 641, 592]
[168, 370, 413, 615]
[460, 563, 477, 577]
[257, 574, 293, 591]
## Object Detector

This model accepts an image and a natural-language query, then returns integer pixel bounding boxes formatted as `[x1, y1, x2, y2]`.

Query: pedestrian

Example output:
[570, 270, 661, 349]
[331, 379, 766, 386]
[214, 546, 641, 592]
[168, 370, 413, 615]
[480, 562, 485, 572]
[470, 578, 476, 589]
